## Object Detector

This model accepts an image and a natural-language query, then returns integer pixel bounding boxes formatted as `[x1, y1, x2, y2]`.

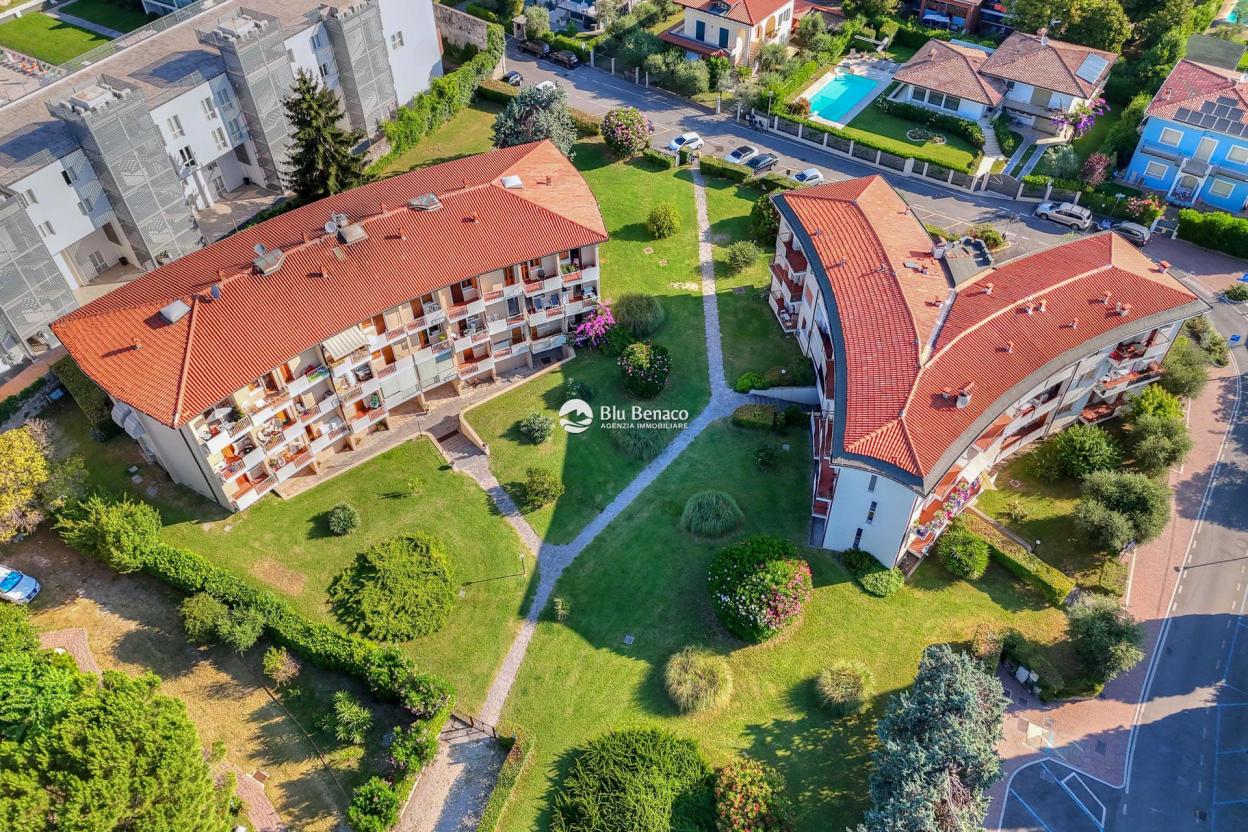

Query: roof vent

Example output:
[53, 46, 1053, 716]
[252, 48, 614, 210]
[1117, 303, 1132, 317]
[983, 282, 994, 295]
[955, 382, 975, 409]
[1101, 290, 1112, 305]
[338, 223, 368, 245]
[1037, 298, 1047, 312]
[159, 299, 191, 325]
[253, 244, 285, 275]
[409, 193, 442, 211]
[501, 174, 523, 189]
[1004, 341, 1014, 353]
[1070, 318, 1079, 330]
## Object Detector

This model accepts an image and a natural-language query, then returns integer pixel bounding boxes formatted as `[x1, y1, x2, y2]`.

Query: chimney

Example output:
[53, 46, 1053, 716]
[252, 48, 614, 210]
[1038, 298, 1048, 312]
[1005, 340, 1014, 353]
[1101, 290, 1112, 306]
[1024, 303, 1034, 315]
[132, 338, 143, 351]
[466, 212, 479, 223]
[1157, 260, 1171, 274]
[1070, 318, 1079, 330]
[983, 282, 994, 295]
[956, 381, 975, 409]
[1038, 26, 1049, 46]
[1118, 303, 1132, 317]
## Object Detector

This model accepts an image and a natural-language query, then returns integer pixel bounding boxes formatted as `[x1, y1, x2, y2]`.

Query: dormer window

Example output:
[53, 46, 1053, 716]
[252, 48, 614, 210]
[709, 0, 730, 13]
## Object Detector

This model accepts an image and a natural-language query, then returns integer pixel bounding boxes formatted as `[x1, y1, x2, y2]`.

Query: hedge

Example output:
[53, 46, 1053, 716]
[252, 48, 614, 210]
[962, 514, 1075, 606]
[475, 733, 533, 832]
[641, 147, 675, 169]
[776, 110, 981, 173]
[698, 155, 753, 182]
[571, 108, 602, 138]
[0, 375, 47, 423]
[891, 19, 998, 50]
[464, 3, 499, 24]
[841, 548, 904, 597]
[51, 355, 112, 427]
[875, 97, 984, 147]
[731, 404, 782, 431]
[1177, 208, 1248, 258]
[477, 78, 518, 104]
[540, 32, 592, 62]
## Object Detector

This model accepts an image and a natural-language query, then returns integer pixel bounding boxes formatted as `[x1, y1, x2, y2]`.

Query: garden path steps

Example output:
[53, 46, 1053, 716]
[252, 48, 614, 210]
[396, 717, 507, 832]
[403, 161, 743, 831]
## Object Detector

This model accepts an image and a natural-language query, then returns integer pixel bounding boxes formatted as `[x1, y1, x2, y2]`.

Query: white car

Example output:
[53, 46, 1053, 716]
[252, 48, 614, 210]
[726, 145, 758, 164]
[792, 168, 825, 186]
[667, 131, 704, 152]
[534, 80, 557, 93]
[0, 565, 40, 605]
[1034, 201, 1093, 231]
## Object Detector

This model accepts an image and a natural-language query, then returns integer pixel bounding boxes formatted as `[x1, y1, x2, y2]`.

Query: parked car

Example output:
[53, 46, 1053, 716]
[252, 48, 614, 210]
[726, 145, 758, 164]
[519, 39, 551, 58]
[551, 50, 580, 68]
[667, 131, 704, 152]
[747, 153, 779, 174]
[1034, 201, 1093, 231]
[502, 70, 523, 87]
[1111, 221, 1151, 246]
[792, 167, 825, 186]
[535, 80, 557, 93]
[0, 565, 40, 605]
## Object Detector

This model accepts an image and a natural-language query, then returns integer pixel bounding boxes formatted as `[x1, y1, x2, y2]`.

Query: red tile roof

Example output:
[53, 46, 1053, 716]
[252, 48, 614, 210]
[674, 0, 792, 26]
[894, 40, 1006, 106]
[1146, 59, 1248, 124]
[776, 177, 1203, 490]
[980, 31, 1116, 98]
[52, 141, 607, 429]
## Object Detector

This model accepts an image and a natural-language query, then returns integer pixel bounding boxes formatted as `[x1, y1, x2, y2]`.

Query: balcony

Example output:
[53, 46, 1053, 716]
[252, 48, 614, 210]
[907, 478, 982, 555]
[457, 356, 495, 377]
[350, 407, 386, 434]
[530, 333, 567, 353]
[423, 303, 447, 326]
[1181, 157, 1212, 178]
[1094, 362, 1163, 398]
[405, 315, 428, 333]
[1109, 341, 1149, 365]
[287, 364, 330, 396]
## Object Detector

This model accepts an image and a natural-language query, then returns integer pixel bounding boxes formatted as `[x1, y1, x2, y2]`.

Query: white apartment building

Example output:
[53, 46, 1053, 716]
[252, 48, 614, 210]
[767, 176, 1206, 573]
[52, 141, 606, 511]
[0, 0, 442, 374]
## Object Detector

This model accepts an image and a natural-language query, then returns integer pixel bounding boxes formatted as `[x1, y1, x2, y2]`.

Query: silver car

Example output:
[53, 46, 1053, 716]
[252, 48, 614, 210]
[792, 168, 825, 186]
[1111, 221, 1151, 246]
[1035, 201, 1093, 231]
[726, 145, 758, 164]
[0, 565, 40, 604]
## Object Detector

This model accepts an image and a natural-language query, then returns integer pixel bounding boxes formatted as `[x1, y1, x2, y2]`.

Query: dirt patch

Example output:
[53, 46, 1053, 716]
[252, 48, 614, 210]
[251, 558, 308, 596]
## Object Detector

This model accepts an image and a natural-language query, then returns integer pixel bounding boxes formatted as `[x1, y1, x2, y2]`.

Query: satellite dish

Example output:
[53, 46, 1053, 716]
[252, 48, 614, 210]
[254, 243, 266, 255]
[324, 220, 339, 234]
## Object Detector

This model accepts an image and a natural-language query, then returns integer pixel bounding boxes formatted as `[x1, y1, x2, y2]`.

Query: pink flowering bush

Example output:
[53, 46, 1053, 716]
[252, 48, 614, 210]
[601, 106, 654, 158]
[573, 305, 615, 348]
[714, 758, 793, 832]
[709, 536, 812, 642]
[1124, 194, 1162, 223]
[1081, 152, 1112, 188]
[618, 340, 672, 398]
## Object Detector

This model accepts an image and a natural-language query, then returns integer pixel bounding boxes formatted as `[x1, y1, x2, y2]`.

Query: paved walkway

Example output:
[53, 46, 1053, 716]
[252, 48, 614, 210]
[401, 162, 740, 830]
[396, 718, 506, 832]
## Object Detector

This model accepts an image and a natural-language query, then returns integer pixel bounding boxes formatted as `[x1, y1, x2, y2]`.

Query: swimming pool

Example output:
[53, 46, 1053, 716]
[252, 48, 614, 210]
[805, 72, 881, 124]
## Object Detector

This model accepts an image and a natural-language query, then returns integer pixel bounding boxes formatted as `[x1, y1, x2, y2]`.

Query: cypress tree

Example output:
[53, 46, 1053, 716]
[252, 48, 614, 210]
[282, 70, 368, 201]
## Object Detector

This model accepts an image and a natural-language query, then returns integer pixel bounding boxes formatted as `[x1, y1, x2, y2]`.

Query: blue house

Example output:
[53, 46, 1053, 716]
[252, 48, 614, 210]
[1125, 59, 1248, 213]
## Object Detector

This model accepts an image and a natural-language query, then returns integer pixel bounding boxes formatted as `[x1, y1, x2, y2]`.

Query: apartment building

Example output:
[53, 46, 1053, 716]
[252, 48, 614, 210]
[52, 141, 607, 512]
[0, 0, 442, 375]
[767, 176, 1206, 572]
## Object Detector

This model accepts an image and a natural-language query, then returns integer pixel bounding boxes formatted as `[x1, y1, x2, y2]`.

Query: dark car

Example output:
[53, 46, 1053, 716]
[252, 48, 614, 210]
[551, 50, 580, 68]
[1110, 220, 1151, 246]
[746, 153, 779, 174]
[502, 70, 523, 87]
[519, 39, 551, 58]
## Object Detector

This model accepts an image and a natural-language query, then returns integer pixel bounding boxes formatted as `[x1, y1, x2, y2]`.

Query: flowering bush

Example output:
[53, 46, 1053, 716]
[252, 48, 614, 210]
[1081, 152, 1112, 188]
[573, 305, 615, 348]
[601, 106, 654, 157]
[714, 758, 793, 832]
[1124, 194, 1162, 223]
[709, 536, 812, 642]
[618, 341, 672, 398]
[1055, 98, 1107, 137]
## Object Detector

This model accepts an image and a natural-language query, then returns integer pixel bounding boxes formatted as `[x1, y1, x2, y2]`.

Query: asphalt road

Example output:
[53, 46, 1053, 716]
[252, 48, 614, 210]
[501, 44, 1248, 830]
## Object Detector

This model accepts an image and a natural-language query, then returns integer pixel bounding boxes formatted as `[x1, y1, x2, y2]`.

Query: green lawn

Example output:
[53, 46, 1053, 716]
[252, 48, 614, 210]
[464, 140, 711, 544]
[61, 0, 151, 32]
[377, 101, 503, 177]
[702, 176, 811, 389]
[845, 103, 980, 172]
[1071, 104, 1123, 162]
[498, 420, 1075, 832]
[0, 11, 109, 64]
[46, 401, 529, 714]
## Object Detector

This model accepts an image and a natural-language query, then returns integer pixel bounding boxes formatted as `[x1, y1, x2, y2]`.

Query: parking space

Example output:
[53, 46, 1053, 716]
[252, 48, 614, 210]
[1001, 762, 1113, 832]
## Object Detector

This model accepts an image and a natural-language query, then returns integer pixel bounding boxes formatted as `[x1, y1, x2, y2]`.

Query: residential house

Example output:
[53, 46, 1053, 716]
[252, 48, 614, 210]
[766, 175, 1204, 572]
[1124, 59, 1248, 213]
[890, 40, 1004, 120]
[51, 142, 607, 512]
[661, 0, 795, 65]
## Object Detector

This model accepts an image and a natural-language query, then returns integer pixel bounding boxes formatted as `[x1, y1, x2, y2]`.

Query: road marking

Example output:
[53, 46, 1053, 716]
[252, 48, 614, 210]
[1010, 788, 1058, 832]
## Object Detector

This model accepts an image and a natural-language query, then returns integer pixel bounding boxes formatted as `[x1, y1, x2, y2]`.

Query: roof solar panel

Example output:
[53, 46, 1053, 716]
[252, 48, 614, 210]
[1218, 96, 1238, 107]
[1216, 118, 1233, 132]
[1215, 106, 1231, 119]
[1233, 109, 1246, 121]
[1175, 107, 1194, 122]
[1201, 101, 1218, 114]
[1235, 123, 1248, 136]
[1075, 54, 1109, 83]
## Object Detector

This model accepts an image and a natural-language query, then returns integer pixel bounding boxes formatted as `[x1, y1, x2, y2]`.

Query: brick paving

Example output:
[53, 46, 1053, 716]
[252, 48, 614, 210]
[38, 627, 101, 676]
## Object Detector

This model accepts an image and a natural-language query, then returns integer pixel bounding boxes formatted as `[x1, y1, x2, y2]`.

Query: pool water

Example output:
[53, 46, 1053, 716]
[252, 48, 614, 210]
[805, 72, 880, 123]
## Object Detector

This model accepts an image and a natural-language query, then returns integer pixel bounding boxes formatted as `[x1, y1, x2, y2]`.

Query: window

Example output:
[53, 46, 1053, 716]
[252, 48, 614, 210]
[311, 32, 325, 49]
[61, 166, 78, 185]
[695, 20, 705, 41]
[390, 31, 403, 50]
[1144, 160, 1169, 180]
[911, 86, 926, 102]
[1158, 127, 1183, 147]
[19, 189, 36, 206]
[37, 220, 54, 237]
[867, 474, 877, 493]
[780, 8, 790, 21]
[87, 250, 107, 275]
[718, 27, 729, 48]
[76, 197, 92, 215]
[178, 146, 196, 167]
[866, 501, 877, 524]
[944, 96, 961, 112]
[214, 87, 230, 107]
[201, 96, 216, 119]
[167, 115, 185, 138]
[211, 127, 229, 150]
[1209, 177, 1235, 198]
[1229, 144, 1248, 165]
[853, 528, 863, 548]
[319, 62, 330, 78]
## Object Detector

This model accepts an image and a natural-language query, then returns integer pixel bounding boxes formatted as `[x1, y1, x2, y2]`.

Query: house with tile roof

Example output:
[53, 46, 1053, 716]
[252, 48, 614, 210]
[51, 141, 607, 511]
[767, 175, 1205, 572]
[661, 0, 796, 65]
[1124, 59, 1248, 213]
[891, 29, 1115, 137]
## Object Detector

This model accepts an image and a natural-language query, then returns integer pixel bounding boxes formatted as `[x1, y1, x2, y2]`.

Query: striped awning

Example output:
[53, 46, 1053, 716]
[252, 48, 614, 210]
[321, 327, 368, 361]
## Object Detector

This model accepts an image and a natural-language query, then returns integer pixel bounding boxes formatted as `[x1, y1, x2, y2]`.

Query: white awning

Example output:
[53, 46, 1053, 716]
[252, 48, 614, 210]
[923, 12, 951, 24]
[321, 327, 368, 361]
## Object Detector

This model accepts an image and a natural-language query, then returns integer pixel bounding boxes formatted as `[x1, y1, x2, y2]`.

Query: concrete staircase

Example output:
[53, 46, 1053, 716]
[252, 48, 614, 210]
[981, 120, 1002, 159]
[436, 430, 482, 465]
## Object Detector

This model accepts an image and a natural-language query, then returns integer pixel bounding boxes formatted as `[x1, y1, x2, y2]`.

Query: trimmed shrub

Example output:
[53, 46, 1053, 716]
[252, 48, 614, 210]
[699, 155, 753, 182]
[1076, 470, 1170, 551]
[714, 758, 793, 832]
[1185, 316, 1230, 367]
[1068, 595, 1144, 684]
[51, 355, 112, 429]
[641, 147, 676, 169]
[348, 777, 400, 832]
[971, 624, 1005, 671]
[783, 405, 805, 427]
[932, 518, 990, 580]
[524, 467, 565, 507]
[618, 341, 672, 398]
[1226, 282, 1248, 302]
[1041, 423, 1121, 481]
[519, 412, 555, 444]
[1127, 384, 1183, 422]
[56, 493, 162, 573]
[552, 729, 714, 832]
[180, 592, 228, 643]
[755, 441, 779, 469]
[325, 690, 373, 744]
[680, 490, 744, 537]
[477, 735, 534, 832]
[816, 660, 875, 717]
[841, 548, 904, 598]
[967, 223, 1005, 251]
[327, 502, 360, 536]
[750, 193, 780, 244]
[329, 533, 456, 640]
[962, 515, 1074, 606]
[664, 647, 733, 713]
[731, 403, 781, 431]
[734, 371, 768, 393]
[725, 240, 760, 274]
[1127, 412, 1193, 474]
[263, 645, 300, 687]
[610, 424, 668, 460]
[1177, 208, 1248, 258]
[646, 202, 681, 238]
[1160, 336, 1210, 399]
[390, 719, 439, 773]
[613, 293, 666, 337]
[709, 536, 812, 642]
[601, 325, 637, 357]
[564, 378, 593, 402]
[217, 605, 264, 653]
[601, 106, 653, 157]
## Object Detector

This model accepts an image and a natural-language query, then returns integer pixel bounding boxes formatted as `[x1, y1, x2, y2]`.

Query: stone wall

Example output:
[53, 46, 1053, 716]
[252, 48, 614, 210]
[433, 4, 490, 51]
